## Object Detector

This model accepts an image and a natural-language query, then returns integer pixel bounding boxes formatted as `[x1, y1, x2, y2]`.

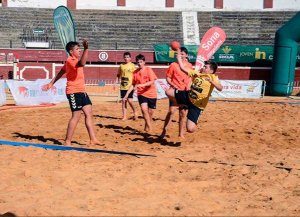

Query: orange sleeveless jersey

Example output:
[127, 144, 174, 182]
[133, 67, 157, 98]
[166, 61, 193, 91]
[62, 56, 85, 94]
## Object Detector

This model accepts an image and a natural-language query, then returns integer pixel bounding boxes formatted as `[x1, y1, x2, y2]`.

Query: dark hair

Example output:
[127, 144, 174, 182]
[123, 52, 131, 57]
[65, 41, 79, 54]
[135, 54, 145, 62]
[207, 61, 218, 74]
[180, 47, 188, 55]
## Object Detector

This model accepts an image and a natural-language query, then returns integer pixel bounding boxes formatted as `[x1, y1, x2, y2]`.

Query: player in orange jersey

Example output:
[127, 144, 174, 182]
[161, 47, 193, 139]
[123, 54, 158, 132]
[42, 39, 101, 146]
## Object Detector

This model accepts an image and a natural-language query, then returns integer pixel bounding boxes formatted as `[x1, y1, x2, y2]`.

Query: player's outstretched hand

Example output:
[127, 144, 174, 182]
[82, 39, 88, 49]
[41, 83, 53, 91]
[176, 50, 182, 60]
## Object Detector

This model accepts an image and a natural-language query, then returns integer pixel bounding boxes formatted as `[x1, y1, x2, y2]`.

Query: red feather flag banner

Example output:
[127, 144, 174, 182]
[195, 27, 226, 70]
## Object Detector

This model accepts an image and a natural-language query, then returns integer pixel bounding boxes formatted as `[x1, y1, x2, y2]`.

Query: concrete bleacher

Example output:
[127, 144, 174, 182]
[72, 10, 183, 50]
[0, 7, 298, 50]
[199, 11, 298, 45]
[0, 8, 54, 49]
[0, 7, 183, 50]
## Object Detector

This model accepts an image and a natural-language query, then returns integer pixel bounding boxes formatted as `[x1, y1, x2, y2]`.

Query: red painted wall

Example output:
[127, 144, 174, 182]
[0, 65, 13, 79]
[18, 63, 53, 80]
[52, 65, 168, 80]
[264, 0, 273, 8]
[214, 0, 223, 9]
[67, 0, 76, 9]
[166, 0, 174, 7]
[1, 49, 300, 83]
[117, 0, 126, 6]
[0, 49, 154, 64]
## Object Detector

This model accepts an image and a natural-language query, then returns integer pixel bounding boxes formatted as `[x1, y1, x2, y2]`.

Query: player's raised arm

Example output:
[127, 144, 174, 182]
[78, 39, 88, 67]
[176, 49, 189, 74]
[206, 77, 223, 91]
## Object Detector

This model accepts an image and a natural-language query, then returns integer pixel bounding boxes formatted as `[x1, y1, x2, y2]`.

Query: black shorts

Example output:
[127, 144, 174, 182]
[175, 90, 203, 124]
[169, 98, 176, 107]
[138, 95, 157, 109]
[66, 92, 92, 112]
[168, 98, 187, 109]
[120, 90, 134, 99]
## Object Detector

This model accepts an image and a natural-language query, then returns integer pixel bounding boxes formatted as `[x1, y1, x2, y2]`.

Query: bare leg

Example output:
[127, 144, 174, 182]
[127, 98, 137, 119]
[148, 107, 154, 121]
[82, 105, 101, 145]
[179, 107, 188, 138]
[65, 110, 81, 145]
[186, 119, 197, 133]
[121, 99, 127, 120]
[165, 88, 176, 103]
[161, 105, 176, 138]
[140, 103, 152, 132]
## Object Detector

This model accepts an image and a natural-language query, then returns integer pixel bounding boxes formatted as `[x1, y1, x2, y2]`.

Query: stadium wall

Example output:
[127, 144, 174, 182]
[1, 0, 300, 11]
[0, 49, 300, 82]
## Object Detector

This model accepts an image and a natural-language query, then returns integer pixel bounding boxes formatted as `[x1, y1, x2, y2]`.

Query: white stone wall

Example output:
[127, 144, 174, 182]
[223, 0, 263, 10]
[273, 0, 300, 10]
[7, 0, 66, 8]
[126, 0, 166, 9]
[77, 0, 116, 9]
[174, 0, 214, 11]
[4, 0, 300, 11]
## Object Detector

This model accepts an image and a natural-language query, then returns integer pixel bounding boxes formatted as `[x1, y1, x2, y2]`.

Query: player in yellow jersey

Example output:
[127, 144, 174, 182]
[116, 52, 138, 120]
[165, 49, 223, 133]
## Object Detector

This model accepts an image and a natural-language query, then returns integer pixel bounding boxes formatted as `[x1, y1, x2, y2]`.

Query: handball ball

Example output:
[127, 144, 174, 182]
[170, 40, 180, 51]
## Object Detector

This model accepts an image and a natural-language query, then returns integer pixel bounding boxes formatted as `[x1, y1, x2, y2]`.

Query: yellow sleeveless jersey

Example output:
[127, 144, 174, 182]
[117, 62, 136, 90]
[188, 69, 220, 109]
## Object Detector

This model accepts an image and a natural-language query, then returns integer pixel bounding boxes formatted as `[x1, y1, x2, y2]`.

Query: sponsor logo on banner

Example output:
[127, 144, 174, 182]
[255, 48, 266, 60]
[219, 54, 235, 62]
[240, 52, 254, 57]
[154, 44, 300, 64]
[218, 46, 235, 62]
[211, 80, 263, 98]
[18, 86, 29, 97]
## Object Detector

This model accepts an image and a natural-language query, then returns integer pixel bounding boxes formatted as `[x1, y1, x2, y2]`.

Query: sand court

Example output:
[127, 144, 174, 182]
[0, 97, 299, 216]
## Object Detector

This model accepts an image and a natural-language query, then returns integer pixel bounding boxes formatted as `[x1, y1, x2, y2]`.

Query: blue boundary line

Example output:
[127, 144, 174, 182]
[0, 140, 156, 157]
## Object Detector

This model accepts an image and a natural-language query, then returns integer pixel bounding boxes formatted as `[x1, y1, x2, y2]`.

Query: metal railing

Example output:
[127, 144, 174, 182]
[85, 79, 119, 97]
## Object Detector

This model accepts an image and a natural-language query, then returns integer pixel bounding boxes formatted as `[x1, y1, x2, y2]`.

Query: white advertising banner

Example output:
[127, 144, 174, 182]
[0, 80, 6, 106]
[132, 79, 263, 101]
[6, 79, 67, 106]
[211, 80, 263, 98]
[133, 79, 170, 101]
[156, 79, 170, 99]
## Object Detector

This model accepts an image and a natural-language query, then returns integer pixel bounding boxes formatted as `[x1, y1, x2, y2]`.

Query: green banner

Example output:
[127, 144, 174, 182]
[153, 44, 300, 64]
[53, 6, 76, 52]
